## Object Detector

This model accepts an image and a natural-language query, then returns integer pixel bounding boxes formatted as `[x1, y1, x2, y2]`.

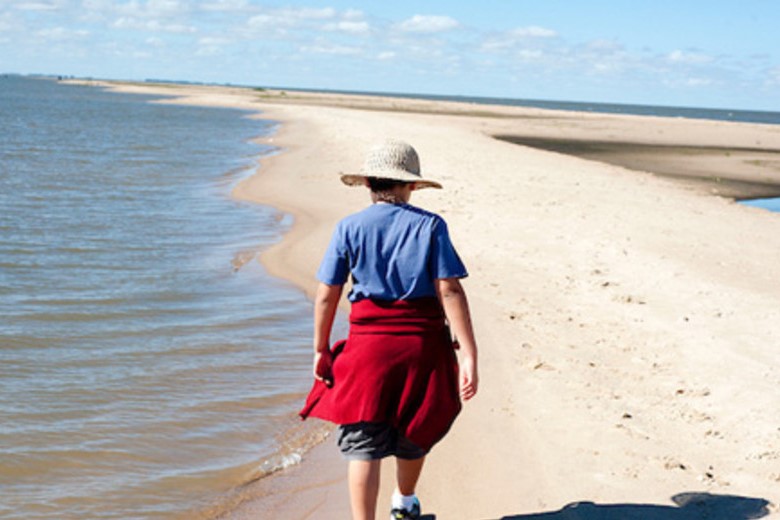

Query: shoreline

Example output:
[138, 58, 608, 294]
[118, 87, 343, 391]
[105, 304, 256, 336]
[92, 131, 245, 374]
[67, 80, 780, 519]
[65, 79, 357, 517]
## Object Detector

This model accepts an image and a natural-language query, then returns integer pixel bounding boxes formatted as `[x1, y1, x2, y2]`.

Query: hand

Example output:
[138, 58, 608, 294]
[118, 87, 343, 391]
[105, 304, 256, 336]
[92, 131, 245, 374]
[313, 350, 334, 387]
[459, 355, 478, 401]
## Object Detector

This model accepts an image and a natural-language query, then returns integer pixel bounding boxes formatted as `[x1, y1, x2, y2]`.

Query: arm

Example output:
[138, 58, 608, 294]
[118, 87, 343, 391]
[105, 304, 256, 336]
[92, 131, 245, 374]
[312, 282, 343, 386]
[434, 277, 478, 400]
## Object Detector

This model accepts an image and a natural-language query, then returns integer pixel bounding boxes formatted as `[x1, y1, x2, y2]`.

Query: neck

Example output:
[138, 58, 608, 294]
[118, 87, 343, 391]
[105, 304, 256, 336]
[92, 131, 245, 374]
[372, 192, 408, 204]
[370, 185, 413, 204]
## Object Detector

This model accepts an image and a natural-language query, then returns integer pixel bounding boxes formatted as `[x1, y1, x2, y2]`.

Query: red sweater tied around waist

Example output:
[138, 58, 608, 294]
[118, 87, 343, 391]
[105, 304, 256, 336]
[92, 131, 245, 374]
[299, 298, 461, 451]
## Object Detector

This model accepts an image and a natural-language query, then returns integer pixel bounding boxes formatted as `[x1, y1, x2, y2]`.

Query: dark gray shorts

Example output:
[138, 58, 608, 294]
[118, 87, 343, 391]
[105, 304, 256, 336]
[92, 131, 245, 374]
[336, 422, 427, 461]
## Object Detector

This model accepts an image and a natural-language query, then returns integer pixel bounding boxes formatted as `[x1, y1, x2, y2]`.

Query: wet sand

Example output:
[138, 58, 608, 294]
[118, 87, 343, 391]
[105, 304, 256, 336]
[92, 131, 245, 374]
[494, 135, 780, 200]
[69, 80, 780, 519]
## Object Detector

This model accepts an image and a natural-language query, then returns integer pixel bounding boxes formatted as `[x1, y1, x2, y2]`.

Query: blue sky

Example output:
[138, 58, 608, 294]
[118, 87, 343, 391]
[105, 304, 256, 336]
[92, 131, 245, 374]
[2, 0, 779, 110]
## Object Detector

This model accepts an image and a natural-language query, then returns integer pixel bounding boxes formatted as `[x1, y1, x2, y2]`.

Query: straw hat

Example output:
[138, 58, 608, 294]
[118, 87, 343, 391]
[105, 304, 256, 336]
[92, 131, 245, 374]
[340, 139, 443, 189]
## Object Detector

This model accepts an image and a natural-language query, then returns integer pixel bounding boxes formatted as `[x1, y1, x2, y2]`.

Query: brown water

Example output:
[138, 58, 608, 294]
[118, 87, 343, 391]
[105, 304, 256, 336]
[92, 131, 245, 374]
[0, 76, 334, 519]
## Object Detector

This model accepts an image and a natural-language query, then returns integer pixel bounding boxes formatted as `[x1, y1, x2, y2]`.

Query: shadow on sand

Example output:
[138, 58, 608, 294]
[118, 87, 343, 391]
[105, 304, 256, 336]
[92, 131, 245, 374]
[498, 492, 773, 520]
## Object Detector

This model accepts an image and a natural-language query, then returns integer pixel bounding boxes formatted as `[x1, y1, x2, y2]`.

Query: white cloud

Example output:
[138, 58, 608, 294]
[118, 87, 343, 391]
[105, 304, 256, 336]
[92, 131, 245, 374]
[480, 39, 511, 52]
[323, 10, 370, 35]
[77, 0, 196, 34]
[194, 36, 234, 56]
[281, 7, 336, 20]
[200, 0, 249, 12]
[325, 20, 370, 35]
[511, 26, 557, 38]
[765, 67, 780, 87]
[591, 62, 614, 73]
[397, 15, 459, 33]
[80, 0, 118, 13]
[517, 49, 543, 61]
[78, 0, 114, 22]
[247, 14, 275, 28]
[113, 0, 190, 19]
[481, 25, 558, 52]
[377, 51, 396, 61]
[684, 77, 713, 86]
[300, 43, 362, 55]
[662, 76, 716, 88]
[343, 9, 364, 21]
[667, 50, 714, 65]
[36, 26, 89, 40]
[199, 36, 230, 46]
[113, 16, 195, 33]
[0, 9, 19, 31]
[586, 39, 623, 52]
[578, 40, 627, 73]
[14, 2, 60, 10]
[245, 7, 337, 34]
[145, 0, 188, 16]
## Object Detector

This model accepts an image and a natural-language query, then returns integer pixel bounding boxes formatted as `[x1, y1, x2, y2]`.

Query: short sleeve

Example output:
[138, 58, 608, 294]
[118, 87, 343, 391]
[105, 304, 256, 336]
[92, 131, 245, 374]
[316, 222, 350, 285]
[430, 218, 468, 280]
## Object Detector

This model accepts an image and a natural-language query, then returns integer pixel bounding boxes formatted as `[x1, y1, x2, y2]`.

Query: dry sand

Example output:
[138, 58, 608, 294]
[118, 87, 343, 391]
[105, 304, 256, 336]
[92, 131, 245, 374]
[76, 81, 780, 519]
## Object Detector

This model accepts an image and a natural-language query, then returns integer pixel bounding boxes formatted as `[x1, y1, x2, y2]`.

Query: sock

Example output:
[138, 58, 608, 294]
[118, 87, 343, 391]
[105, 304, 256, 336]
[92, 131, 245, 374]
[392, 491, 417, 510]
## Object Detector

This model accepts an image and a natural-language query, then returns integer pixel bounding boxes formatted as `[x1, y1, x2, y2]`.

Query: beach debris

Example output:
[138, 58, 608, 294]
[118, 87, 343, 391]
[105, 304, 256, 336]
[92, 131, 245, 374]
[532, 361, 555, 371]
[613, 294, 646, 304]
[677, 387, 711, 397]
[615, 423, 651, 440]
[231, 249, 257, 272]
[663, 458, 688, 471]
[702, 466, 716, 481]
[747, 450, 780, 461]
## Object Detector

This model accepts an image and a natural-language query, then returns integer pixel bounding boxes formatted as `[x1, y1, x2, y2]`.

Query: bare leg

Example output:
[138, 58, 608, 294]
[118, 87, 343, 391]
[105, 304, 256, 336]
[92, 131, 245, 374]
[349, 459, 382, 520]
[395, 456, 425, 496]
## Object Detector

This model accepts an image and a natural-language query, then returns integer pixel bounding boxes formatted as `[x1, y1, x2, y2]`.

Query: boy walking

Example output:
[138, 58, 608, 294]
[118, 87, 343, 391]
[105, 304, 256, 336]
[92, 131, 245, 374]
[300, 139, 478, 520]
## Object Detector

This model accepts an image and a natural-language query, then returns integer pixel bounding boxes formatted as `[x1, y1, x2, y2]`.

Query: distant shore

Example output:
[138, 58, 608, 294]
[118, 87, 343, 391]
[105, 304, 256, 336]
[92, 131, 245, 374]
[70, 79, 780, 519]
[66, 79, 780, 199]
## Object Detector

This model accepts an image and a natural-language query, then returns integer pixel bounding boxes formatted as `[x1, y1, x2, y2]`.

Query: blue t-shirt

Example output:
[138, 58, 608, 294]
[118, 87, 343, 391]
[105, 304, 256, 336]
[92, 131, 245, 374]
[317, 203, 468, 302]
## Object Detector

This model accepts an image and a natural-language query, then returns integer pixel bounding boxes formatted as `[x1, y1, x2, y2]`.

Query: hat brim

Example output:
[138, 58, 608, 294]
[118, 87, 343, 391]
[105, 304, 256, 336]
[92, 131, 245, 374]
[339, 170, 443, 190]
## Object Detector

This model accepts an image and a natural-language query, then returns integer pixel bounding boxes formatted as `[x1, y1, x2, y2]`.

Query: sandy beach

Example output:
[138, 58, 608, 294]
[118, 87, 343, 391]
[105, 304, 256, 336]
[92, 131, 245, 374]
[77, 81, 780, 519]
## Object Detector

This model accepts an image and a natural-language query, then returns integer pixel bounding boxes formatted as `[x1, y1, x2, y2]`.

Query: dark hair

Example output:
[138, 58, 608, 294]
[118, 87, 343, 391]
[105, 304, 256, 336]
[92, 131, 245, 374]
[367, 177, 411, 192]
